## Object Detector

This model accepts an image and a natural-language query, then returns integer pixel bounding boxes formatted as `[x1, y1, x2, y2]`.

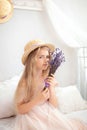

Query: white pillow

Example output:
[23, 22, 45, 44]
[56, 85, 87, 114]
[0, 75, 20, 118]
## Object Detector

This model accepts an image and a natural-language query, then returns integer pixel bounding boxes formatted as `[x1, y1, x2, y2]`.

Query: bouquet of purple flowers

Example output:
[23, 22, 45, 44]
[49, 48, 65, 76]
[45, 48, 65, 88]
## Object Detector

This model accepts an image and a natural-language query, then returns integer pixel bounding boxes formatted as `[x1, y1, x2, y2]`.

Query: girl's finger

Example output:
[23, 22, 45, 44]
[50, 74, 54, 77]
[44, 87, 48, 92]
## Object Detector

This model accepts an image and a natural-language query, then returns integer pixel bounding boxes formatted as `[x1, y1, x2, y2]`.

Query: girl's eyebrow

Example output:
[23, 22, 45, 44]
[38, 54, 49, 57]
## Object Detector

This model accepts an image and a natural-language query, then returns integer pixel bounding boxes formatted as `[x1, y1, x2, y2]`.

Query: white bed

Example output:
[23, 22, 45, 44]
[0, 75, 87, 130]
[66, 109, 87, 123]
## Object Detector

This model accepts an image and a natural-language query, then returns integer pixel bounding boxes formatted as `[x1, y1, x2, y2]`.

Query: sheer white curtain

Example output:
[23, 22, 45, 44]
[43, 0, 87, 99]
[77, 47, 87, 100]
[43, 0, 87, 48]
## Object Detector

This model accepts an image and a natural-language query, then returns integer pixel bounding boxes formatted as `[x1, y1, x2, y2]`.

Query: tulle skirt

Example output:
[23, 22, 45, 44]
[13, 102, 87, 130]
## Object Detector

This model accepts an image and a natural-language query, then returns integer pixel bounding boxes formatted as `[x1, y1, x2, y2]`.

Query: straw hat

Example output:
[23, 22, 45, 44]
[0, 0, 14, 24]
[22, 40, 55, 65]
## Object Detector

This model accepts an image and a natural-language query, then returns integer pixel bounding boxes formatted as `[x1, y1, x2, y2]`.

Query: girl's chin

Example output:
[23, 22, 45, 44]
[43, 66, 48, 70]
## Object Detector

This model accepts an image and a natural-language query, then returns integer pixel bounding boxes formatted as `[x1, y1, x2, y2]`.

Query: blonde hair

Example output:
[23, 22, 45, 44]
[14, 46, 50, 109]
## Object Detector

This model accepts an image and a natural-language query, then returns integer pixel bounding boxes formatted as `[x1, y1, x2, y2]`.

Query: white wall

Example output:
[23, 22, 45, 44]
[0, 8, 77, 87]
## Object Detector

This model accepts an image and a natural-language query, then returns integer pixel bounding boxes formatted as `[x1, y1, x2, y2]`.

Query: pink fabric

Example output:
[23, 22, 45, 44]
[13, 102, 87, 130]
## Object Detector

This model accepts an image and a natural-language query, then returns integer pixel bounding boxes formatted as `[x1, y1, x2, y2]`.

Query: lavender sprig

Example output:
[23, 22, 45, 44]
[49, 48, 65, 76]
[45, 48, 65, 88]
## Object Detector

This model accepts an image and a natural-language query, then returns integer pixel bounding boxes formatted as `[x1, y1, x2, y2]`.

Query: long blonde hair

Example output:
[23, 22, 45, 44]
[14, 46, 51, 107]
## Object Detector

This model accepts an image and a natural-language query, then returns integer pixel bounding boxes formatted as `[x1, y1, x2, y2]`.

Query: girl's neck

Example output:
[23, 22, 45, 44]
[33, 70, 43, 79]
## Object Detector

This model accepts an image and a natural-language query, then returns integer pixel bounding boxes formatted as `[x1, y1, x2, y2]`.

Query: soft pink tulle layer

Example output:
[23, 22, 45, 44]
[13, 102, 87, 130]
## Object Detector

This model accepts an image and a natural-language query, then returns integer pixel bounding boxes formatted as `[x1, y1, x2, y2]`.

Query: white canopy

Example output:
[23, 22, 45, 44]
[43, 0, 87, 48]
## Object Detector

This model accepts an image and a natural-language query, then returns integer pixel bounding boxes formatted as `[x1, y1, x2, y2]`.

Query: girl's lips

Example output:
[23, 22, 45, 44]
[43, 63, 48, 66]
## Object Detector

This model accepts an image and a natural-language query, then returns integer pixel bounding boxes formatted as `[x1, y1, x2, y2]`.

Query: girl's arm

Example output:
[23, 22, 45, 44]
[45, 75, 58, 107]
[17, 88, 49, 114]
[48, 86, 58, 108]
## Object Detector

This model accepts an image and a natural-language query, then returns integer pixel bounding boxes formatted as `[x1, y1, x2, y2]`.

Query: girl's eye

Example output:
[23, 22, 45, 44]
[47, 56, 50, 59]
[39, 56, 50, 59]
[39, 56, 43, 59]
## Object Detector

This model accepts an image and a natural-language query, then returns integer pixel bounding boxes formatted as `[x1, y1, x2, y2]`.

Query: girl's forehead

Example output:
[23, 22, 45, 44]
[40, 46, 50, 51]
[38, 47, 49, 54]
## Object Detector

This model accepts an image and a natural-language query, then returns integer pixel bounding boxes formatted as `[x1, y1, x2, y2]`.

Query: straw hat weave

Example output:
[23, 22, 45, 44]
[22, 40, 55, 65]
[0, 0, 13, 23]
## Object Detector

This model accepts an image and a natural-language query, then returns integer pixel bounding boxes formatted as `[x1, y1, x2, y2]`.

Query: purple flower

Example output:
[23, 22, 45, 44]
[45, 48, 65, 88]
[45, 82, 50, 87]
[49, 48, 65, 76]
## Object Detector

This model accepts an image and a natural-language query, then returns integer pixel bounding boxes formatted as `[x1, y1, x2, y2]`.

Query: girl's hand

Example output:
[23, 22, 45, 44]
[45, 74, 58, 107]
[45, 74, 58, 88]
[35, 88, 50, 104]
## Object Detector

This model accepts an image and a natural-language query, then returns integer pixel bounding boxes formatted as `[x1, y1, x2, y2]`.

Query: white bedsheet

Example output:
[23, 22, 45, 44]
[0, 116, 15, 130]
[66, 109, 87, 123]
[0, 109, 87, 130]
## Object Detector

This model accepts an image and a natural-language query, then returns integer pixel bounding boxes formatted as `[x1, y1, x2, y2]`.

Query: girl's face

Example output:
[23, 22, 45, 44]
[35, 47, 50, 71]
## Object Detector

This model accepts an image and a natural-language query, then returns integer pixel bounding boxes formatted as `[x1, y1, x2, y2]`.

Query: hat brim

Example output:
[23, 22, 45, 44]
[22, 43, 55, 65]
[0, 2, 13, 24]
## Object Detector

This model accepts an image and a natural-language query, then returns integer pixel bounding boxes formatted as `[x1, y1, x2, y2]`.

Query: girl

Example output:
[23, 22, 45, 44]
[14, 40, 87, 130]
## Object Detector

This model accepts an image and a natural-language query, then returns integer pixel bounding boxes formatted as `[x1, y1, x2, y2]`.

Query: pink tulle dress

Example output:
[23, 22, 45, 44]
[13, 82, 87, 130]
[13, 101, 87, 130]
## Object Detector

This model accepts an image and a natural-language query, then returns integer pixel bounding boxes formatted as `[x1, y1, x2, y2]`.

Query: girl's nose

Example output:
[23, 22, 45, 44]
[45, 58, 49, 63]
